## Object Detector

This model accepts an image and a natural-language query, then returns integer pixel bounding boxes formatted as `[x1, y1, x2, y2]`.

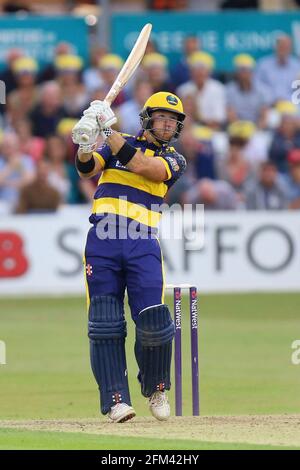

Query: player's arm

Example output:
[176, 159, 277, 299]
[72, 100, 116, 179]
[75, 150, 103, 179]
[93, 100, 168, 182]
[106, 132, 168, 182]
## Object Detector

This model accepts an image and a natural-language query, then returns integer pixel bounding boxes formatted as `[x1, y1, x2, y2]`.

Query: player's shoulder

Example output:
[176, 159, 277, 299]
[160, 147, 187, 175]
[162, 146, 186, 163]
[120, 132, 138, 143]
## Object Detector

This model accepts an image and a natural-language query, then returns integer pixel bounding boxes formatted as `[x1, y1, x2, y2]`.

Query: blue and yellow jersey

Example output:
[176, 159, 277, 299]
[89, 131, 186, 229]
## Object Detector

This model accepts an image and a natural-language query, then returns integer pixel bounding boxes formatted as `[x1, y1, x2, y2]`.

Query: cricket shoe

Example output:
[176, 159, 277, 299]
[108, 403, 136, 423]
[149, 391, 170, 421]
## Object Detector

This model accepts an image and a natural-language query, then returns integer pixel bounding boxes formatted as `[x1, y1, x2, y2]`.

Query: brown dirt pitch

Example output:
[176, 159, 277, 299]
[1, 414, 300, 447]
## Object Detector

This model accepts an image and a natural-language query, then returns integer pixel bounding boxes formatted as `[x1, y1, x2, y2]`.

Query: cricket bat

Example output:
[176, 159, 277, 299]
[82, 23, 152, 142]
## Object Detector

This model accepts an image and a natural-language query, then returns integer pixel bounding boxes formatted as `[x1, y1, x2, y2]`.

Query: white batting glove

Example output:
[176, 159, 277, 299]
[90, 100, 117, 129]
[72, 111, 99, 153]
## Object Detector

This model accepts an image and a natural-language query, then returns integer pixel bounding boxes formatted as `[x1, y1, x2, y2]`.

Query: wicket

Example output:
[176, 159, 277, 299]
[166, 284, 200, 416]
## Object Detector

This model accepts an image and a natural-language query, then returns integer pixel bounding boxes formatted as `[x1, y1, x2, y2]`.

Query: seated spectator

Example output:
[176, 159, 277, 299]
[14, 118, 45, 162]
[269, 101, 300, 174]
[177, 51, 226, 129]
[245, 161, 288, 210]
[7, 57, 39, 124]
[83, 45, 107, 94]
[56, 117, 79, 163]
[217, 123, 254, 205]
[44, 134, 81, 204]
[170, 125, 216, 204]
[116, 78, 153, 135]
[189, 126, 216, 179]
[142, 53, 174, 94]
[0, 132, 35, 212]
[179, 93, 199, 127]
[0, 48, 23, 94]
[15, 159, 61, 214]
[182, 178, 238, 210]
[98, 54, 127, 107]
[226, 54, 270, 127]
[38, 42, 73, 83]
[171, 35, 200, 88]
[30, 81, 67, 137]
[255, 35, 300, 104]
[55, 54, 88, 117]
[281, 149, 300, 209]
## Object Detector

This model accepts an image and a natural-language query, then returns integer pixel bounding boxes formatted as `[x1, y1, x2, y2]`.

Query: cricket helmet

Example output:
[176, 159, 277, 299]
[140, 92, 186, 143]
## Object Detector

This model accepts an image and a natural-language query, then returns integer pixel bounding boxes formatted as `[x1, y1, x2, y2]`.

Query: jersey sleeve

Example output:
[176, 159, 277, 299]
[156, 150, 187, 185]
[93, 143, 112, 169]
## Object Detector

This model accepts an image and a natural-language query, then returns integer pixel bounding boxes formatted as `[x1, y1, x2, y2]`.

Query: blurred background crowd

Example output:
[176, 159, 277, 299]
[1, 0, 300, 214]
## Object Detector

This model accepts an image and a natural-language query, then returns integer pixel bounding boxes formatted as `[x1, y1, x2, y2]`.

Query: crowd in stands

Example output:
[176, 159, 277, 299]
[1, 33, 300, 214]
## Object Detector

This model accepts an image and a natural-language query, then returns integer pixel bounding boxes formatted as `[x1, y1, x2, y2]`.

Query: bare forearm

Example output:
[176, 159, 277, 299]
[106, 131, 127, 154]
[78, 149, 94, 162]
[76, 150, 102, 178]
[106, 131, 167, 181]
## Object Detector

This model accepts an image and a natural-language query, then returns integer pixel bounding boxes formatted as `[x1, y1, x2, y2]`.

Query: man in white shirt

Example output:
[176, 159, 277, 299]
[255, 35, 300, 104]
[176, 51, 226, 129]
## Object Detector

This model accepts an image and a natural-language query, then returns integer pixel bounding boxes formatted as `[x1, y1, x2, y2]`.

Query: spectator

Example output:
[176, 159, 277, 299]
[171, 35, 200, 88]
[7, 57, 39, 124]
[14, 118, 45, 162]
[269, 101, 300, 174]
[245, 161, 288, 210]
[55, 54, 88, 117]
[221, 120, 270, 171]
[15, 159, 61, 214]
[98, 54, 127, 106]
[179, 93, 199, 127]
[0, 132, 35, 212]
[189, 125, 216, 179]
[217, 124, 254, 205]
[56, 117, 79, 163]
[44, 135, 81, 204]
[83, 45, 107, 94]
[182, 178, 238, 210]
[55, 118, 96, 203]
[0, 48, 23, 94]
[30, 81, 66, 137]
[177, 51, 226, 129]
[255, 34, 300, 103]
[38, 42, 73, 83]
[116, 79, 153, 135]
[281, 149, 300, 209]
[142, 53, 174, 94]
[226, 54, 270, 127]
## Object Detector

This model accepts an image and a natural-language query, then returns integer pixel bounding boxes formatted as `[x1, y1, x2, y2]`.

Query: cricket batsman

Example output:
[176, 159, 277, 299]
[72, 92, 186, 422]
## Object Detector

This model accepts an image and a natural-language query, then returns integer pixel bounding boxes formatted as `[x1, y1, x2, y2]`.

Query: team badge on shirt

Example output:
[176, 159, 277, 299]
[165, 156, 179, 172]
[86, 264, 93, 276]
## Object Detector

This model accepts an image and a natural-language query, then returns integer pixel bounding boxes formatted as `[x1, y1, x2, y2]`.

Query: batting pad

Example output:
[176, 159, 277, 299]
[135, 304, 175, 397]
[88, 295, 132, 414]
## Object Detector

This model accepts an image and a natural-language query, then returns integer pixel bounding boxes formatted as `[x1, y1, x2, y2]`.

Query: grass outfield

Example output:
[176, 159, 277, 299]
[1, 428, 298, 450]
[0, 293, 300, 449]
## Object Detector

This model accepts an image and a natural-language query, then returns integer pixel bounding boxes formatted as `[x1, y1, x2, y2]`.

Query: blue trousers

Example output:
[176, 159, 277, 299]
[84, 226, 165, 321]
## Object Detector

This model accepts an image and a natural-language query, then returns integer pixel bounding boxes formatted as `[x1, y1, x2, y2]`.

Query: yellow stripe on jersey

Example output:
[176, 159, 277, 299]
[144, 149, 155, 157]
[82, 255, 90, 312]
[93, 151, 106, 168]
[98, 169, 168, 197]
[155, 235, 165, 304]
[156, 157, 172, 181]
[92, 197, 161, 228]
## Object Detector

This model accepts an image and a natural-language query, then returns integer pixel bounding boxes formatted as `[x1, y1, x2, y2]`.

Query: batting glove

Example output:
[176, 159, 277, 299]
[72, 111, 99, 153]
[90, 100, 117, 129]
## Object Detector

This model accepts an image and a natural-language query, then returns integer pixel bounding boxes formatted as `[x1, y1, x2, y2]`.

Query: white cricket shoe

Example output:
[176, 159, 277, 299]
[108, 403, 136, 423]
[149, 391, 170, 421]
